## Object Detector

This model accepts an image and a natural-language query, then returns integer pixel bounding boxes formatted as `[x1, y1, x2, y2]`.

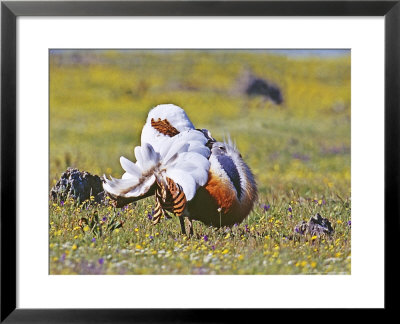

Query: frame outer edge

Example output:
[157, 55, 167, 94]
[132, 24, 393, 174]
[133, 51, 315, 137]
[1, 2, 17, 323]
[2, 1, 399, 16]
[1, 0, 398, 322]
[385, 1, 400, 311]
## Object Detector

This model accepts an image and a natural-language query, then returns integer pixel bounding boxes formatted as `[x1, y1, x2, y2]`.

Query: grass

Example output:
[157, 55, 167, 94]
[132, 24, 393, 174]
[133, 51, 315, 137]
[49, 50, 351, 274]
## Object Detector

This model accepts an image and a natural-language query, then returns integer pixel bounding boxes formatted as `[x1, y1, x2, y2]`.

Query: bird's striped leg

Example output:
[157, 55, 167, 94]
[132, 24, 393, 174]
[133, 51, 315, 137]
[152, 195, 165, 225]
[163, 177, 192, 235]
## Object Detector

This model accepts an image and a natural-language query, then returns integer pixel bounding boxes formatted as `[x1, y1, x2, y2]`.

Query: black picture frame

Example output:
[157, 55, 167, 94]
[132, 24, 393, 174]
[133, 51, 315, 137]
[1, 0, 398, 322]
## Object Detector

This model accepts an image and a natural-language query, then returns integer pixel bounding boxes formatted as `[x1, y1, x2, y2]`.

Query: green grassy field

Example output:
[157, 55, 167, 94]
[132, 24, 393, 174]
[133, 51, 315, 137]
[49, 50, 351, 274]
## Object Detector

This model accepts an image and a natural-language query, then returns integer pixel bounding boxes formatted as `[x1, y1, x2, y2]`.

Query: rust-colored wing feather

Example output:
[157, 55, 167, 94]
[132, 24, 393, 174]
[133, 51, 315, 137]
[151, 118, 180, 137]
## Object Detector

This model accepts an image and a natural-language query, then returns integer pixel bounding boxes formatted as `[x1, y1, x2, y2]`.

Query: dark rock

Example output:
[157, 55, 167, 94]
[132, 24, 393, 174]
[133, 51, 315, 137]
[294, 213, 334, 236]
[236, 70, 283, 104]
[245, 78, 283, 104]
[50, 168, 105, 204]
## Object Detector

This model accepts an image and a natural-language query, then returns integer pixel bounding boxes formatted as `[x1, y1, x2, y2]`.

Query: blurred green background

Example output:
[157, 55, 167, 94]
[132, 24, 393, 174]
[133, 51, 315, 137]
[50, 49, 350, 199]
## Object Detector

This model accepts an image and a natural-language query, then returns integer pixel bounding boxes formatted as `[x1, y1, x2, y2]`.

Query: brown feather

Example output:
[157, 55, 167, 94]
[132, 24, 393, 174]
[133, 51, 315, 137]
[151, 118, 180, 137]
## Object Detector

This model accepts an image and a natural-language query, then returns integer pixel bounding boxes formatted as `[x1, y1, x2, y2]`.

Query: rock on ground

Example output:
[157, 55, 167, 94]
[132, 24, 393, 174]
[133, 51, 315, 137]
[50, 168, 105, 204]
[294, 213, 334, 236]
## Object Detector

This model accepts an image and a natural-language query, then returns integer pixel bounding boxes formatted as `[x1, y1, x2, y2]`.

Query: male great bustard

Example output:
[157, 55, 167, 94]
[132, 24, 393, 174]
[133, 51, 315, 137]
[103, 104, 257, 235]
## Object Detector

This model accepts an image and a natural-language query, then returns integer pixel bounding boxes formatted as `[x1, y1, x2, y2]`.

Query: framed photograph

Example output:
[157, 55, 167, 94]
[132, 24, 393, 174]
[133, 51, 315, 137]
[1, 0, 398, 321]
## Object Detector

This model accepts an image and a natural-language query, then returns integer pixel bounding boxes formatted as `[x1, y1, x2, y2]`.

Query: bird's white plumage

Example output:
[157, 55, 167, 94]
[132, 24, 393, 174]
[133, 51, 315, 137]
[103, 104, 211, 201]
[141, 104, 195, 153]
[120, 156, 141, 178]
[169, 151, 210, 187]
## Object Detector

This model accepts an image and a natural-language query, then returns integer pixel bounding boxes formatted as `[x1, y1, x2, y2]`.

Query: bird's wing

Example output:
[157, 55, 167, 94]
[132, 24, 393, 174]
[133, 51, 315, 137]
[103, 104, 212, 204]
[140, 104, 212, 201]
[103, 136, 210, 202]
[157, 130, 211, 201]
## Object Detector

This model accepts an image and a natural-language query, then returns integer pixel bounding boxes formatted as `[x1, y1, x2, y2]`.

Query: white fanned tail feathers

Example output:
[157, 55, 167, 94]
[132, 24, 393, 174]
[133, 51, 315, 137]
[103, 104, 211, 202]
